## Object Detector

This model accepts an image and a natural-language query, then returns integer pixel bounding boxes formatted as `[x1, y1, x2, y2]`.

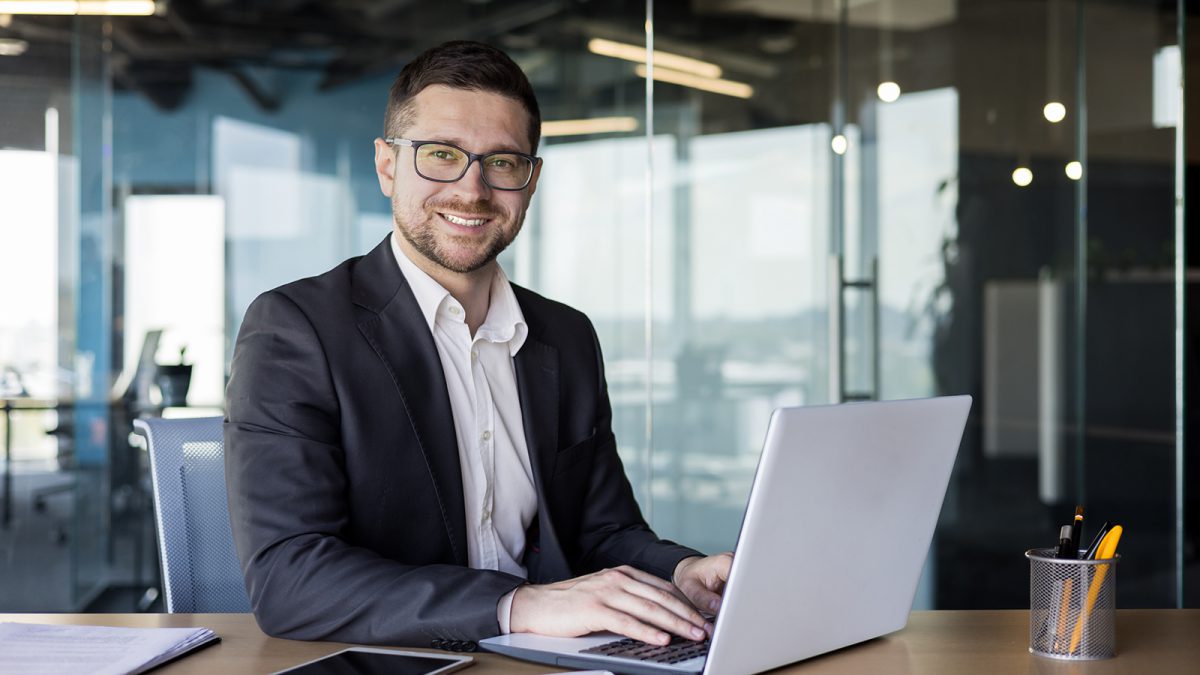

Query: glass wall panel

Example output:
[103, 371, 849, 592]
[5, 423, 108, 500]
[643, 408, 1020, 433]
[1077, 0, 1182, 608]
[649, 0, 1186, 610]
[0, 14, 119, 610]
[0, 0, 1191, 613]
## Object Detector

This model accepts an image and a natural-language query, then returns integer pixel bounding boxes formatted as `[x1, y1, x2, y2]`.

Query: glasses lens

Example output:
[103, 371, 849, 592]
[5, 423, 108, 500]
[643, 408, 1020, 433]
[414, 143, 468, 181]
[482, 153, 533, 190]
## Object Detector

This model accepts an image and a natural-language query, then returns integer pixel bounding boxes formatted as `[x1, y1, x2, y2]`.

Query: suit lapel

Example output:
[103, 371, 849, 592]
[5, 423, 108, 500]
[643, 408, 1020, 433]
[353, 237, 468, 566]
[513, 291, 572, 582]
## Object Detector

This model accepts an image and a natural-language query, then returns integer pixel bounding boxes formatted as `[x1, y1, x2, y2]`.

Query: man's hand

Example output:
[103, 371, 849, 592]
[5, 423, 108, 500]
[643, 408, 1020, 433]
[673, 553, 733, 615]
[509, 565, 712, 646]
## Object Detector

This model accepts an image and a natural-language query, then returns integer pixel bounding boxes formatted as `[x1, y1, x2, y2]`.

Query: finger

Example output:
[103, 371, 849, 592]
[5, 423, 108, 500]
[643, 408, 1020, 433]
[607, 566, 712, 630]
[679, 580, 723, 615]
[623, 577, 709, 629]
[713, 553, 733, 583]
[611, 566, 697, 609]
[604, 587, 709, 642]
[594, 607, 674, 646]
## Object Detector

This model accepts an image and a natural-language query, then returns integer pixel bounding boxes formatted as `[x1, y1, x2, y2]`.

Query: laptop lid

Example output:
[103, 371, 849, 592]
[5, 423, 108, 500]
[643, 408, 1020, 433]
[702, 395, 971, 674]
[481, 396, 971, 675]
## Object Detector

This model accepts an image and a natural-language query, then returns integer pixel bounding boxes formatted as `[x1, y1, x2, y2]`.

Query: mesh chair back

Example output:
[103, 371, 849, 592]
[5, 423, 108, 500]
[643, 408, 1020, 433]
[135, 416, 252, 613]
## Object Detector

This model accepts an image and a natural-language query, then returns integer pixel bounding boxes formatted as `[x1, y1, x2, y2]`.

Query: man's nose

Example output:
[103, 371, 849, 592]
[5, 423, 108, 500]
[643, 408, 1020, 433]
[453, 159, 493, 199]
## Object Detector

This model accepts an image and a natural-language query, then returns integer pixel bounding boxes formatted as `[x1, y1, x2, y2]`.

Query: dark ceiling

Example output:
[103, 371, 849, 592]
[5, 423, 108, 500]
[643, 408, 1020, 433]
[0, 0, 1187, 157]
[0, 0, 808, 112]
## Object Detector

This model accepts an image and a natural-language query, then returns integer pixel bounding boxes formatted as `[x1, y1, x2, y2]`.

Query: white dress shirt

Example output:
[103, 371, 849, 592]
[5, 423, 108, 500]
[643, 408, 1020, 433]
[391, 235, 536, 631]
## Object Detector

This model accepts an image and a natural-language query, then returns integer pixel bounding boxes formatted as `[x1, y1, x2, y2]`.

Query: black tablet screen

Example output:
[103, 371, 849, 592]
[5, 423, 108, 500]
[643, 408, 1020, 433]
[286, 650, 467, 675]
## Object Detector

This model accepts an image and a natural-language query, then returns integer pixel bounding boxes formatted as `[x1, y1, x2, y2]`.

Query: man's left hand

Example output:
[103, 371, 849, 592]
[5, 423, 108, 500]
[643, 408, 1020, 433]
[673, 553, 733, 617]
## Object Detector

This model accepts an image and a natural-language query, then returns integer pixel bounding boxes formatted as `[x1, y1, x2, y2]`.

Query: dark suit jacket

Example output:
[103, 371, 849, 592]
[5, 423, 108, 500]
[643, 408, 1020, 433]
[225, 235, 700, 647]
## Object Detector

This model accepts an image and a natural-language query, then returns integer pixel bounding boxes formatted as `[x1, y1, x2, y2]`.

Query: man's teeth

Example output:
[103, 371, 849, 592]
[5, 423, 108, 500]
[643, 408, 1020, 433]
[442, 213, 486, 227]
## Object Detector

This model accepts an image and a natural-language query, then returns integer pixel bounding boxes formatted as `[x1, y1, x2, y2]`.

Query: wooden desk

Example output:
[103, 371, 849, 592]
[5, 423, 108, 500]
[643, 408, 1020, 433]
[2, 611, 1196, 674]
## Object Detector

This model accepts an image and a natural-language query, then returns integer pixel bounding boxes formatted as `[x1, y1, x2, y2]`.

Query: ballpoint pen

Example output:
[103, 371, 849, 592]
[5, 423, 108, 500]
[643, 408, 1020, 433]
[1067, 525, 1123, 654]
[1082, 520, 1111, 560]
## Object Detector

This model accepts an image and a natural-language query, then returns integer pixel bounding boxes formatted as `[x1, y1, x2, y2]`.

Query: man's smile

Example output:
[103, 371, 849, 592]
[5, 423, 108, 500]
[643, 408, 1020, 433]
[439, 212, 489, 227]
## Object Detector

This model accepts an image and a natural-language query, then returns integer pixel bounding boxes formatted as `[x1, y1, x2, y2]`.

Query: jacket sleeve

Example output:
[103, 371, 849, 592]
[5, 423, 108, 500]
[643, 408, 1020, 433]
[572, 319, 704, 580]
[225, 290, 524, 646]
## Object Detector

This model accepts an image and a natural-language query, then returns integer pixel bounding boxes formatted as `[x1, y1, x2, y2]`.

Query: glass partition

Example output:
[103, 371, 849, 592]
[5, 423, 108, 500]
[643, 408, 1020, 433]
[0, 0, 1190, 612]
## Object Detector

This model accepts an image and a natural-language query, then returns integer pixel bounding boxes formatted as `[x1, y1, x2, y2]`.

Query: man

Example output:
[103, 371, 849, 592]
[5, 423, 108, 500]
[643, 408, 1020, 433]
[225, 40, 731, 651]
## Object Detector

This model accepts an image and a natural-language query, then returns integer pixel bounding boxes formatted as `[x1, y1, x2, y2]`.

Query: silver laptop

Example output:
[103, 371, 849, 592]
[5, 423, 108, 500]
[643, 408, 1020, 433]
[480, 396, 972, 675]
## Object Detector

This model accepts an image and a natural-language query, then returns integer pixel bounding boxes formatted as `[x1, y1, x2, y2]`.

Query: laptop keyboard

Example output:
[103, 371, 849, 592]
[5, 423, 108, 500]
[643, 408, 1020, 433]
[581, 636, 710, 664]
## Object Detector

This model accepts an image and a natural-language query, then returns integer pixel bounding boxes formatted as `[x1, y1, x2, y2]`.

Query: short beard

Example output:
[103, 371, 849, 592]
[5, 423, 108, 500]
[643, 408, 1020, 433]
[394, 196, 521, 274]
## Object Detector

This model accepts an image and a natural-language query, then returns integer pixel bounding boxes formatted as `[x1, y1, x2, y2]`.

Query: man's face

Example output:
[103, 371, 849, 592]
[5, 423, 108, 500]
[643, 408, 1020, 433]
[374, 84, 540, 275]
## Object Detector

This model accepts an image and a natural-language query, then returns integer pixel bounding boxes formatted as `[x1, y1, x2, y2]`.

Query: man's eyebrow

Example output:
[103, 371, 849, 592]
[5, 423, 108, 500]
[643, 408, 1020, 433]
[426, 137, 529, 155]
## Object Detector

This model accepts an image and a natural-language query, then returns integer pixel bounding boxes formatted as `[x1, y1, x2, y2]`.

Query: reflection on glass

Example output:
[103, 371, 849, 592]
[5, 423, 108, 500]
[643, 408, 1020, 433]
[123, 195, 225, 406]
[0, 0, 1187, 614]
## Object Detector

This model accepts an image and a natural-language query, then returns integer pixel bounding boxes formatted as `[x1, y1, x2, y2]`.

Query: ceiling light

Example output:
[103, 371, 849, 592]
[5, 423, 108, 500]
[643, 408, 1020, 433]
[877, 81, 901, 103]
[1043, 101, 1067, 123]
[589, 37, 721, 79]
[831, 134, 848, 155]
[1012, 167, 1033, 187]
[634, 64, 752, 99]
[1065, 161, 1082, 181]
[0, 1, 157, 15]
[542, 116, 638, 138]
[0, 38, 27, 55]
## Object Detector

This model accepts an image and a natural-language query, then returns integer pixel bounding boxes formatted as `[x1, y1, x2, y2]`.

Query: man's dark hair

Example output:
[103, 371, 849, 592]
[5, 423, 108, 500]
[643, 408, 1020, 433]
[384, 40, 541, 153]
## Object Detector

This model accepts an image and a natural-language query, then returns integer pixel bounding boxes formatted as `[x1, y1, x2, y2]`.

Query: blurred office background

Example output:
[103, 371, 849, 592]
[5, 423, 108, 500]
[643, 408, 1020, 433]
[0, 0, 1196, 613]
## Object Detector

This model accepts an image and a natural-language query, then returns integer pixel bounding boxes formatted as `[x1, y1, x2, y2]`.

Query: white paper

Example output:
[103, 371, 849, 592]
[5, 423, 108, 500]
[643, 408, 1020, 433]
[0, 622, 217, 675]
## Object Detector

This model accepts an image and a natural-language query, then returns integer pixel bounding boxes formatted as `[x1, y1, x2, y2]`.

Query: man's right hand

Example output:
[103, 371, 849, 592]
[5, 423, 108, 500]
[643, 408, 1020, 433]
[508, 565, 713, 646]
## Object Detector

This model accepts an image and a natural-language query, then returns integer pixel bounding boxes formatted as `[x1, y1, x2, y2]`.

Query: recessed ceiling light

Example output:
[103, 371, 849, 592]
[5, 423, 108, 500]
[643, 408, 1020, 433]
[877, 81, 901, 103]
[1043, 101, 1067, 123]
[0, 1, 157, 16]
[542, 117, 639, 138]
[589, 38, 722, 79]
[0, 38, 28, 56]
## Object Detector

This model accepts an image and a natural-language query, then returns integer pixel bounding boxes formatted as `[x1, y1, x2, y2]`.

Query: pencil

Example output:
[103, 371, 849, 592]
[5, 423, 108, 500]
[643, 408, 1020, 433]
[1052, 578, 1073, 652]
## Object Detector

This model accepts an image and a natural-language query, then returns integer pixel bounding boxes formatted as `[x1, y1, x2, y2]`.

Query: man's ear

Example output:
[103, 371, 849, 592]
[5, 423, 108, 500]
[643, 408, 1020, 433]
[374, 138, 396, 197]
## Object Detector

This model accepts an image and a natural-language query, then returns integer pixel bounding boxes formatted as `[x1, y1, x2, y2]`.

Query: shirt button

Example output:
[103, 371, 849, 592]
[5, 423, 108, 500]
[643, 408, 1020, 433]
[481, 430, 492, 442]
[448, 306, 461, 315]
[471, 351, 478, 361]
[482, 508, 491, 522]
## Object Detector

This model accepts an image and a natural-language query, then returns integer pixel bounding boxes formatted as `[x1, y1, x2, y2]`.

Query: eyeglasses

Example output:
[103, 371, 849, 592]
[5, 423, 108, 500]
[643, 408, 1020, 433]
[385, 138, 540, 191]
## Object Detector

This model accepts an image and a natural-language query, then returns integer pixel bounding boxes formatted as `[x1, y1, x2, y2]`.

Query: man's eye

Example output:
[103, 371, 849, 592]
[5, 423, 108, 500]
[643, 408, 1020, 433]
[431, 150, 456, 160]
[488, 157, 517, 170]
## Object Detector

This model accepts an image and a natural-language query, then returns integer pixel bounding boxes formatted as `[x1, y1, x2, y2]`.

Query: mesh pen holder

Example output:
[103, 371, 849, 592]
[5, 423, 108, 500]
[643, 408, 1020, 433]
[1026, 548, 1119, 660]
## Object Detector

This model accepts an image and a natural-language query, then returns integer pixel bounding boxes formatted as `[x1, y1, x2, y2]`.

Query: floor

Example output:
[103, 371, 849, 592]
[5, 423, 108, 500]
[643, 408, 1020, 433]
[0, 464, 162, 612]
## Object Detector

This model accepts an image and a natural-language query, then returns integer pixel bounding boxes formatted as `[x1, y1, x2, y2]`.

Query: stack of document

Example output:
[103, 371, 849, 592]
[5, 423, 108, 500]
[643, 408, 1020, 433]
[0, 622, 218, 675]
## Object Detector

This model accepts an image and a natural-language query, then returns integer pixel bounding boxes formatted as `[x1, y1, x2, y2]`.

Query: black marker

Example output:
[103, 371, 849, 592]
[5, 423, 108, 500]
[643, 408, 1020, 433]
[1055, 525, 1073, 559]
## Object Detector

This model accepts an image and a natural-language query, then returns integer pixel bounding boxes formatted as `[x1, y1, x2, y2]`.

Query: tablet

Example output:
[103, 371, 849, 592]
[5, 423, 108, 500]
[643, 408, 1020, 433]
[274, 647, 473, 675]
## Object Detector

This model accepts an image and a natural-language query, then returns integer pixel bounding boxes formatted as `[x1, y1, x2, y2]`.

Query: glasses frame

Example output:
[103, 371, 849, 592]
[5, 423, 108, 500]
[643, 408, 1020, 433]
[385, 137, 541, 191]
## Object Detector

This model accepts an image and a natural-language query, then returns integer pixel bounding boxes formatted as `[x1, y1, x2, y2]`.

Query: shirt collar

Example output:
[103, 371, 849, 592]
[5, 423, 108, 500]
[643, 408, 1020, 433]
[391, 233, 528, 356]
[391, 233, 449, 333]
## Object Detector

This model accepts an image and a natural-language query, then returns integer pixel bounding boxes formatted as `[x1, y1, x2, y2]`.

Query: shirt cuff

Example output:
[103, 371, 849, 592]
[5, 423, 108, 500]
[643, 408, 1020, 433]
[497, 588, 518, 634]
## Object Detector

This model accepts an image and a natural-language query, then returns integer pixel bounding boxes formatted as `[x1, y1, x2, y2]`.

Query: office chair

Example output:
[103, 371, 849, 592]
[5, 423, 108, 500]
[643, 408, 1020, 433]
[133, 416, 252, 612]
